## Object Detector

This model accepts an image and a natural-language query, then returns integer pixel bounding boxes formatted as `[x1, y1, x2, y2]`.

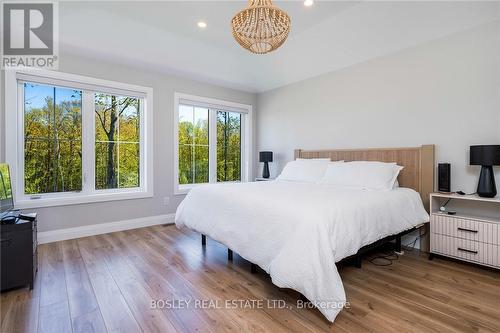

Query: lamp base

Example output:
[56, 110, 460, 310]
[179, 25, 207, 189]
[262, 162, 270, 179]
[477, 165, 497, 198]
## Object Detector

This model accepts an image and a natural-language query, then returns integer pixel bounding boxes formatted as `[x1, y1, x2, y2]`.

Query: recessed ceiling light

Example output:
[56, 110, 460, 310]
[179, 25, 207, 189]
[197, 21, 207, 29]
[304, 0, 314, 7]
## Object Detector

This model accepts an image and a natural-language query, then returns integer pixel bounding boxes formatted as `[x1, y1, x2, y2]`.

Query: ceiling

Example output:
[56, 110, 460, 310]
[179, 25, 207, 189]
[59, 1, 500, 93]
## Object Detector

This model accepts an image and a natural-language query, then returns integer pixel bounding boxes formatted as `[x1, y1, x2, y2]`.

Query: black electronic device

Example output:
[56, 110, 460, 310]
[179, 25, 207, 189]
[438, 163, 451, 193]
[1, 213, 37, 291]
[0, 163, 38, 292]
[1, 215, 17, 224]
[18, 213, 36, 222]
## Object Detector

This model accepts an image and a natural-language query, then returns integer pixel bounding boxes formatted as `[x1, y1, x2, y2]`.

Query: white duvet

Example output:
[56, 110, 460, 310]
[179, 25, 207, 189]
[175, 180, 429, 322]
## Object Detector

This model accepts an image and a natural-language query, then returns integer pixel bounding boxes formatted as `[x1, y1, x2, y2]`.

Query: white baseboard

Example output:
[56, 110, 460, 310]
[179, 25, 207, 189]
[38, 214, 175, 244]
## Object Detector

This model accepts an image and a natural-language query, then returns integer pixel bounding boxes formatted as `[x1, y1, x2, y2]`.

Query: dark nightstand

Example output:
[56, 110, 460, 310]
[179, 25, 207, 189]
[1, 213, 38, 291]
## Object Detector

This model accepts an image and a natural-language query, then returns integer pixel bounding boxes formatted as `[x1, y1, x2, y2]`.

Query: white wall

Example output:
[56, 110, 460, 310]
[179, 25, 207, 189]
[0, 51, 257, 232]
[257, 21, 500, 193]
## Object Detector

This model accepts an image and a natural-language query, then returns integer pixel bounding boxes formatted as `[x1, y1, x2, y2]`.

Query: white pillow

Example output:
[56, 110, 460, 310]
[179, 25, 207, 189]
[319, 161, 403, 191]
[277, 159, 331, 183]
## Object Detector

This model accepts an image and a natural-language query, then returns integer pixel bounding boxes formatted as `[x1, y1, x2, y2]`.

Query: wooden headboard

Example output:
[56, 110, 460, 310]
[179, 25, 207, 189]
[294, 145, 435, 211]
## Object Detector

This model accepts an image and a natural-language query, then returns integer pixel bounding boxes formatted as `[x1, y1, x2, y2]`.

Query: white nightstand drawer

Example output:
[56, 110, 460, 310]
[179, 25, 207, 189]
[431, 234, 500, 267]
[430, 213, 500, 245]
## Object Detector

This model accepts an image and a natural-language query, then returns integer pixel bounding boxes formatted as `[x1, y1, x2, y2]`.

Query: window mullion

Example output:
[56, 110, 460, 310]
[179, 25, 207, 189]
[82, 91, 95, 194]
[17, 83, 27, 200]
[208, 109, 217, 183]
[140, 99, 146, 191]
[240, 115, 247, 182]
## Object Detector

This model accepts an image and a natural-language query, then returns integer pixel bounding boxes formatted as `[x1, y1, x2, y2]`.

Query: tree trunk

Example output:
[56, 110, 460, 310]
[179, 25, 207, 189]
[106, 96, 118, 188]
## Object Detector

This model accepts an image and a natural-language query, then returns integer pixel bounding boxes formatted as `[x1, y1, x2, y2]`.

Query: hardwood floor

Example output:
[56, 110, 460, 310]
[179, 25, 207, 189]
[2, 224, 500, 333]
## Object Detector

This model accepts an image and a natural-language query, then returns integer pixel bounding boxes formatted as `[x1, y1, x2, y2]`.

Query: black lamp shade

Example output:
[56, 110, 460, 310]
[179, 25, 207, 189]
[259, 151, 273, 163]
[470, 145, 500, 166]
[470, 145, 500, 198]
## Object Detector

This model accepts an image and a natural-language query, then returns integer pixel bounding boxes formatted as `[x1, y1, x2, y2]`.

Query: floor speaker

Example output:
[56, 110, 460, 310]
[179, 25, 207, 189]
[438, 163, 451, 193]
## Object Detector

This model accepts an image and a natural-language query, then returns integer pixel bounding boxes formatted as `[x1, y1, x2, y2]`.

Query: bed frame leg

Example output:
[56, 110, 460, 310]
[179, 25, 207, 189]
[251, 263, 257, 274]
[428, 253, 435, 260]
[201, 234, 206, 246]
[228, 249, 233, 261]
[395, 236, 402, 252]
[355, 254, 362, 268]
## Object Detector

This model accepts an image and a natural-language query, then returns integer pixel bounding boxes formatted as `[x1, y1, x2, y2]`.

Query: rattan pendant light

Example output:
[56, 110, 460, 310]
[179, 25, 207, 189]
[231, 0, 291, 54]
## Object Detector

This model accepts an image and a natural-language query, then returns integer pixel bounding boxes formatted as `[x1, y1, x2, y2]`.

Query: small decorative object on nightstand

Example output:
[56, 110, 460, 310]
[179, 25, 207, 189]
[259, 151, 273, 179]
[429, 192, 500, 269]
[470, 145, 500, 198]
[438, 163, 451, 193]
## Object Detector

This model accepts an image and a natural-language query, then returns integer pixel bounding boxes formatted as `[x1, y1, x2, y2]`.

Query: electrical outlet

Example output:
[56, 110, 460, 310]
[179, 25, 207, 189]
[163, 197, 170, 206]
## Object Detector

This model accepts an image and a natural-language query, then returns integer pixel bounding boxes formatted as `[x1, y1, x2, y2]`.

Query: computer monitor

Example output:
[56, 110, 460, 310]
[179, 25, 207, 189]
[0, 163, 14, 215]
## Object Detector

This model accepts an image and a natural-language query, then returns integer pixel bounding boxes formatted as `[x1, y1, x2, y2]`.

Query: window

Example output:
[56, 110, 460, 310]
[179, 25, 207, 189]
[5, 70, 153, 208]
[174, 93, 252, 194]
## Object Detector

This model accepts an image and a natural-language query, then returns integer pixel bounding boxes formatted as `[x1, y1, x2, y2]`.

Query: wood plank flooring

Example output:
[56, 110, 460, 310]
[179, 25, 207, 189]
[2, 224, 500, 333]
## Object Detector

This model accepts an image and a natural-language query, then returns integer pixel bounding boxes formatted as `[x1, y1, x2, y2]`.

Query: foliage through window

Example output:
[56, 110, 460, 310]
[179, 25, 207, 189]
[24, 83, 82, 194]
[217, 111, 241, 182]
[19, 80, 145, 200]
[178, 105, 209, 185]
[95, 94, 140, 189]
[177, 100, 246, 190]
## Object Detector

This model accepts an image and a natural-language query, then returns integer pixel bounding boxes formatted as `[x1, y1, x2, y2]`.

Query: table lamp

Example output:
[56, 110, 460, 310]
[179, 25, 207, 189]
[259, 151, 273, 179]
[470, 145, 500, 198]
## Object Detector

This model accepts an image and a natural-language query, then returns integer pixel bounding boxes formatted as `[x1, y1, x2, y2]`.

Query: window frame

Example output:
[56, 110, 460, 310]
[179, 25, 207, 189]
[173, 92, 252, 195]
[5, 69, 154, 209]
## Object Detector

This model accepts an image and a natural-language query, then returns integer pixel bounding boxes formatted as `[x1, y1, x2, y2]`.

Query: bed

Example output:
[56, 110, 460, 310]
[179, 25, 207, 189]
[175, 145, 435, 322]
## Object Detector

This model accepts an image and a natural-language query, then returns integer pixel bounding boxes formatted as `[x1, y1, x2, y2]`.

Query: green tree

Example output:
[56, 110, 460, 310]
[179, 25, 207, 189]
[177, 108, 241, 185]
[23, 83, 141, 195]
[24, 84, 82, 194]
[178, 107, 209, 184]
[95, 94, 140, 189]
[217, 111, 241, 182]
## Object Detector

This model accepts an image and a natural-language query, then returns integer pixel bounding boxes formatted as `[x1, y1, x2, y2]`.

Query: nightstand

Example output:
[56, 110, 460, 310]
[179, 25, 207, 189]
[1, 213, 38, 291]
[429, 193, 500, 269]
[255, 177, 275, 181]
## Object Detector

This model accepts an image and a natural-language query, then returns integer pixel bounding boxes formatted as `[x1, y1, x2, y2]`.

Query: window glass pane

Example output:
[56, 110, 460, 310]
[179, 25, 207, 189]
[118, 143, 140, 188]
[95, 141, 117, 190]
[217, 111, 241, 182]
[95, 93, 141, 190]
[194, 107, 208, 145]
[118, 99, 140, 142]
[24, 82, 82, 194]
[178, 145, 193, 185]
[179, 105, 193, 145]
[178, 105, 209, 185]
[194, 145, 209, 183]
[24, 140, 52, 194]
